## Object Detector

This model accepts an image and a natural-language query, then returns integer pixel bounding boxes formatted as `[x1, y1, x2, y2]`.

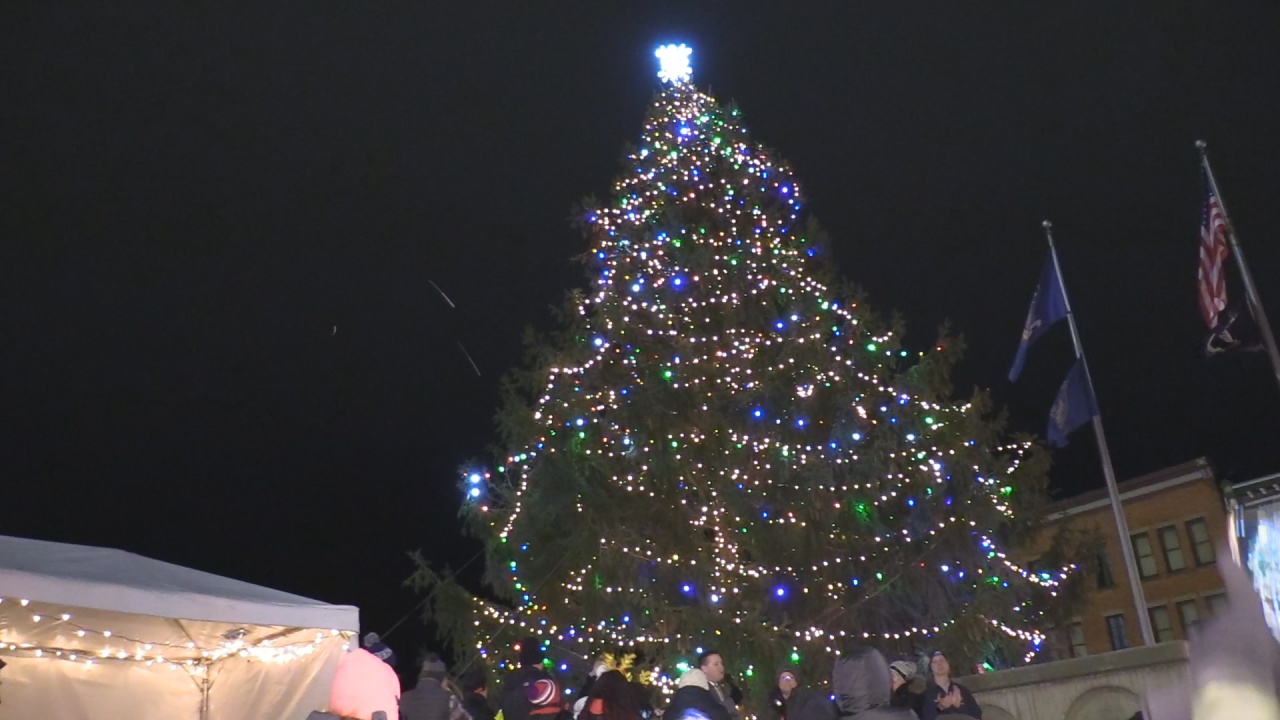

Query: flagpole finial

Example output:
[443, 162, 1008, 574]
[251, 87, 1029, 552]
[1042, 219, 1053, 230]
[1195, 139, 1208, 151]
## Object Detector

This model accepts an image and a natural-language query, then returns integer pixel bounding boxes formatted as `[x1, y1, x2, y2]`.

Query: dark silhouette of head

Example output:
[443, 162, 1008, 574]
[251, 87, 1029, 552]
[518, 636, 544, 667]
[587, 670, 641, 720]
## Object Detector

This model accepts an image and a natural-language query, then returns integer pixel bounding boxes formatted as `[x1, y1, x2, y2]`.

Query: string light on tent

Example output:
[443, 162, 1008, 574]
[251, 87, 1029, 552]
[0, 597, 353, 671]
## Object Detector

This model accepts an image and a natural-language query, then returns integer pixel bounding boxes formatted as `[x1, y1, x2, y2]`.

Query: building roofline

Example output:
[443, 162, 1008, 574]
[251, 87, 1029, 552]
[1226, 471, 1280, 507]
[1042, 457, 1215, 522]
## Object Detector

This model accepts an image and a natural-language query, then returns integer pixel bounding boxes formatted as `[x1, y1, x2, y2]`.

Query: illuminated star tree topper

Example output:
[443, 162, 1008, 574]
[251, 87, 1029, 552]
[654, 43, 693, 84]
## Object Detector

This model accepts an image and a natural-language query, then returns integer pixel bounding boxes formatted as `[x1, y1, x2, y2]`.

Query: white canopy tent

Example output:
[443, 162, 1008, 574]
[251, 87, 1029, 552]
[0, 534, 359, 719]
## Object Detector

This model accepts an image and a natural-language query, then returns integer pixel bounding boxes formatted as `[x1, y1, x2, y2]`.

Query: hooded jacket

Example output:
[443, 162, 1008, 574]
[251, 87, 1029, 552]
[832, 647, 917, 720]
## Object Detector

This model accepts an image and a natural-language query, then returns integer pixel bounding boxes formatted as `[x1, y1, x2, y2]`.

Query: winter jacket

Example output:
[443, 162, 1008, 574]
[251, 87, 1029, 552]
[832, 647, 918, 720]
[920, 681, 980, 720]
[891, 680, 925, 719]
[464, 692, 497, 720]
[402, 677, 471, 720]
[666, 685, 733, 720]
[708, 681, 740, 720]
[501, 666, 555, 720]
[784, 689, 838, 720]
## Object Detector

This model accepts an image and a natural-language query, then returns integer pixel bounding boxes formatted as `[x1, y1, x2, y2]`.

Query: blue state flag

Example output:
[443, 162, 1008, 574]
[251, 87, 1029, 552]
[1047, 358, 1098, 447]
[1009, 254, 1069, 382]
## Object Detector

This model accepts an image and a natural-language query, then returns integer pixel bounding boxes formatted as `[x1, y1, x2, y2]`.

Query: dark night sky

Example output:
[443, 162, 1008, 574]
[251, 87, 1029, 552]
[3, 0, 1280, 665]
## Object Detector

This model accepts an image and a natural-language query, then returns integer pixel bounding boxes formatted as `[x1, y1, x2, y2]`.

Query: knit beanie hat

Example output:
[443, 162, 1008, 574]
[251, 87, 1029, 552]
[420, 654, 448, 680]
[364, 632, 397, 668]
[889, 661, 917, 682]
[526, 678, 560, 706]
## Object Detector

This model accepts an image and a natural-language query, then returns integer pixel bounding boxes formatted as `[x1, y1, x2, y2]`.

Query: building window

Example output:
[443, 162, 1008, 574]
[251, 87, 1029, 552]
[1187, 518, 1216, 565]
[1178, 599, 1200, 635]
[1068, 621, 1088, 658]
[1105, 613, 1129, 650]
[1149, 605, 1175, 642]
[1097, 552, 1115, 588]
[1206, 592, 1229, 617]
[1159, 526, 1186, 572]
[1132, 533, 1159, 578]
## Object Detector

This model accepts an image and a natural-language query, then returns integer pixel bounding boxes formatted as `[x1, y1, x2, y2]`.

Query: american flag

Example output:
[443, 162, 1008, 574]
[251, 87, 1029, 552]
[1198, 178, 1230, 329]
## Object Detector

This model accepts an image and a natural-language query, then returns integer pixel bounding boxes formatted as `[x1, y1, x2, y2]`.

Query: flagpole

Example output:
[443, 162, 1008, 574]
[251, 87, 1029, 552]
[1197, 140, 1280, 393]
[1042, 220, 1156, 647]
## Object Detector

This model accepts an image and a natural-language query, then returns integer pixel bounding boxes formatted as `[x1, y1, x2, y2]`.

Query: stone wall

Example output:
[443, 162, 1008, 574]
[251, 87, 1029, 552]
[956, 643, 1190, 720]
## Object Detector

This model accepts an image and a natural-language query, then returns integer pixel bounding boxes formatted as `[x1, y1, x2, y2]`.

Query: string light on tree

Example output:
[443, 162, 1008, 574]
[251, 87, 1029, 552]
[416, 42, 1079, 695]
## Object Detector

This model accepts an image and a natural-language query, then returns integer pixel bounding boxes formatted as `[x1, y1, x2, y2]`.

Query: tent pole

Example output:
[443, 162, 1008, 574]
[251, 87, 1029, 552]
[202, 673, 211, 720]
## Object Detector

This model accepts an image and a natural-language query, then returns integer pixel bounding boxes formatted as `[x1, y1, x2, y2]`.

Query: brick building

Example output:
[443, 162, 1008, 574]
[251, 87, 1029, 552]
[1028, 457, 1227, 657]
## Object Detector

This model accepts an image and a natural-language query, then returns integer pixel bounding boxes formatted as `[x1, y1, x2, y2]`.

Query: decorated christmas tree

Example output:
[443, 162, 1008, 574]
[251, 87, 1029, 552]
[417, 45, 1076, 698]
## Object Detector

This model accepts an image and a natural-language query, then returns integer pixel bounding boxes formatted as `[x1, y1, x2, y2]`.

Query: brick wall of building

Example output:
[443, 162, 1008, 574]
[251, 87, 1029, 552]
[1027, 458, 1228, 657]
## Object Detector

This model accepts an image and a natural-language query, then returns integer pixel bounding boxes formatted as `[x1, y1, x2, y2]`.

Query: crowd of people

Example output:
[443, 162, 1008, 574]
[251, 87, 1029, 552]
[311, 634, 985, 720]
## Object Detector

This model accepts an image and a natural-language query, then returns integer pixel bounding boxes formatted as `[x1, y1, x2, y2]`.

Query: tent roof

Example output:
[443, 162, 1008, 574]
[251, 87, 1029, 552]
[0, 535, 358, 631]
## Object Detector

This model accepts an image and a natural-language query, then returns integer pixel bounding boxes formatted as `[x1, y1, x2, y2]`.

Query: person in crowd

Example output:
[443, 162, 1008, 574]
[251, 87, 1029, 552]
[769, 669, 797, 720]
[888, 660, 925, 718]
[460, 666, 496, 720]
[526, 677, 572, 720]
[581, 670, 643, 720]
[921, 652, 981, 720]
[769, 667, 835, 720]
[697, 651, 740, 720]
[666, 668, 732, 720]
[573, 660, 608, 719]
[502, 637, 554, 720]
[364, 632, 397, 669]
[832, 645, 917, 720]
[327, 646, 401, 720]
[401, 654, 472, 720]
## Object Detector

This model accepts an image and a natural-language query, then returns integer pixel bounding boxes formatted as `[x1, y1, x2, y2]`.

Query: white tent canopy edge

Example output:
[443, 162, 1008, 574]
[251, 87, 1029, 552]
[0, 534, 360, 720]
[0, 534, 358, 631]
